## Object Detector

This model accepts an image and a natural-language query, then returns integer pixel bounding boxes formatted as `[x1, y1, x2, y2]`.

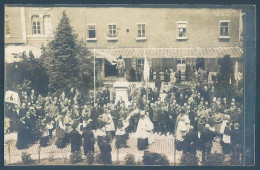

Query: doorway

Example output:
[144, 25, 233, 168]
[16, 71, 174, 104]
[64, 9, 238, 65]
[196, 58, 205, 70]
[104, 61, 118, 77]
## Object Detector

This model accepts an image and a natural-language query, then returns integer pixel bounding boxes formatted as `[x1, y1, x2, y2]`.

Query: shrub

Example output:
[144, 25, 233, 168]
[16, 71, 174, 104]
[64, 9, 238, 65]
[205, 153, 226, 166]
[180, 153, 199, 166]
[124, 153, 136, 165]
[86, 152, 95, 165]
[94, 152, 103, 164]
[21, 152, 34, 165]
[142, 151, 169, 166]
[70, 151, 83, 164]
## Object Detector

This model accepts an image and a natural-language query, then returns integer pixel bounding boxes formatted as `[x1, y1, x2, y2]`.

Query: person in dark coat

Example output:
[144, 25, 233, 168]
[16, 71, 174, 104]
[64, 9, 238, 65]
[222, 121, 232, 154]
[18, 103, 28, 119]
[150, 69, 154, 82]
[152, 103, 160, 134]
[200, 124, 216, 163]
[99, 137, 112, 164]
[147, 88, 153, 102]
[111, 105, 120, 131]
[177, 93, 185, 106]
[103, 89, 110, 105]
[82, 124, 95, 156]
[160, 105, 169, 135]
[231, 123, 243, 165]
[69, 124, 82, 153]
[130, 67, 136, 82]
[90, 103, 100, 130]
[155, 77, 162, 93]
[16, 117, 30, 149]
[183, 126, 198, 154]
[201, 86, 210, 103]
[68, 88, 75, 100]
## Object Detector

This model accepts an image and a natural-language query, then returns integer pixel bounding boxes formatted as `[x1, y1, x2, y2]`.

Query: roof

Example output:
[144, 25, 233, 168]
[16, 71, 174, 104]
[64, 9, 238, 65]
[92, 47, 243, 59]
[5, 45, 42, 63]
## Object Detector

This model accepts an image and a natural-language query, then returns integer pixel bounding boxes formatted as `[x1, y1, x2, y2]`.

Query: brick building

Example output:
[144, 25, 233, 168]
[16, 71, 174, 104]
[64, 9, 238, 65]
[5, 5, 244, 81]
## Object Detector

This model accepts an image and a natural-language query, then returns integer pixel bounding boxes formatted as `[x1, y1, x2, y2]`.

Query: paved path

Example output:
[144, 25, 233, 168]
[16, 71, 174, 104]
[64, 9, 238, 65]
[4, 132, 223, 165]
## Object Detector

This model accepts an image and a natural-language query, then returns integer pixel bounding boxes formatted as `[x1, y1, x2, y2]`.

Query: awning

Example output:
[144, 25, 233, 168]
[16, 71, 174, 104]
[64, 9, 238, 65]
[95, 50, 117, 65]
[5, 45, 42, 63]
[91, 47, 243, 59]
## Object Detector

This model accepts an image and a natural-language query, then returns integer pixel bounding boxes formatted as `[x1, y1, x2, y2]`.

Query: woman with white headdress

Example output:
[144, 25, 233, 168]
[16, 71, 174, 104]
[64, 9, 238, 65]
[145, 111, 154, 144]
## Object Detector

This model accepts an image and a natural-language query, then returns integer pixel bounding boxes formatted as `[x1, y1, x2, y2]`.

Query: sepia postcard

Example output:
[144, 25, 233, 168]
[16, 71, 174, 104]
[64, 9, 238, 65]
[3, 4, 256, 166]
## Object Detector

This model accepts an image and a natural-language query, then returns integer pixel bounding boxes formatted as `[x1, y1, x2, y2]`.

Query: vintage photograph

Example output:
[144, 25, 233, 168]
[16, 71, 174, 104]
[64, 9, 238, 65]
[4, 4, 249, 166]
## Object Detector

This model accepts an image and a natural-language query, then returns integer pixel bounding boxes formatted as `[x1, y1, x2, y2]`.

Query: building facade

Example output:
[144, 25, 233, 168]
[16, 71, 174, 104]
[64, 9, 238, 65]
[5, 6, 244, 81]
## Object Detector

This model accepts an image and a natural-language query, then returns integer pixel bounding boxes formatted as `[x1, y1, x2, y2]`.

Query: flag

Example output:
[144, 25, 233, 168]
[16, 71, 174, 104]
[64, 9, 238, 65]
[143, 56, 150, 82]
[5, 90, 20, 105]
[95, 50, 117, 65]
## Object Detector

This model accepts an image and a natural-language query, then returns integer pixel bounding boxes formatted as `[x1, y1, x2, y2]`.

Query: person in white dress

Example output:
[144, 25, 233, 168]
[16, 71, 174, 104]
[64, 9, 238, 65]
[136, 111, 153, 150]
[145, 111, 155, 144]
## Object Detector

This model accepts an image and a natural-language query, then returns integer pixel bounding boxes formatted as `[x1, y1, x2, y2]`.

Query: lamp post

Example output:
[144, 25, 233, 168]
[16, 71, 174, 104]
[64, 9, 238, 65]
[94, 47, 96, 105]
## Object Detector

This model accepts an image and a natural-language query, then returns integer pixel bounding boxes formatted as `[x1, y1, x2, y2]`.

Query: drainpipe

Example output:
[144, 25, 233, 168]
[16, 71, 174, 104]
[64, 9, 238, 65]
[20, 7, 27, 44]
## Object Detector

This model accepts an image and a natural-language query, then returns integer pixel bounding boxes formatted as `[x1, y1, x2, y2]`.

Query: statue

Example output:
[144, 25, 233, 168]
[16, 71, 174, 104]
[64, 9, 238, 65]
[116, 55, 125, 78]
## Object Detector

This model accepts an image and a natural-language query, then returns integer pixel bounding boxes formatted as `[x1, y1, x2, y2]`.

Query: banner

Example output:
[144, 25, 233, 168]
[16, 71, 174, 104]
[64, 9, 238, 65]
[5, 90, 20, 105]
[143, 56, 150, 82]
[95, 50, 117, 65]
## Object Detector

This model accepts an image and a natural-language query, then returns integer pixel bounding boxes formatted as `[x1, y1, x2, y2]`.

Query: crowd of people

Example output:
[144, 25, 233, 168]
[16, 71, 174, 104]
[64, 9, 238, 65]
[5, 73, 244, 165]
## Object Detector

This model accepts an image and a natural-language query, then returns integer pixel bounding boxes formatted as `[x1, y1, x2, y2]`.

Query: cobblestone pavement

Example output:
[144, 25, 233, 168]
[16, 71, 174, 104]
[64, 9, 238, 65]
[4, 132, 223, 165]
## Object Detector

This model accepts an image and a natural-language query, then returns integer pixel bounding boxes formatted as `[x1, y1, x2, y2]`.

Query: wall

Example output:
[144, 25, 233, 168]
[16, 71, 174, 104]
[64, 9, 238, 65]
[5, 7, 24, 44]
[6, 7, 241, 49]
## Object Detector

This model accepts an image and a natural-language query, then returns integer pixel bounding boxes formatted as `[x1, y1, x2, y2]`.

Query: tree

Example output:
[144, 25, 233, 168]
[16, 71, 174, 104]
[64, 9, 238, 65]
[5, 51, 48, 96]
[214, 54, 236, 99]
[41, 11, 95, 94]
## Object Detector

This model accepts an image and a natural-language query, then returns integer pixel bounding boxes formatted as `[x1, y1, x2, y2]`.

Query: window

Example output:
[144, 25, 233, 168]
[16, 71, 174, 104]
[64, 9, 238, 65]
[137, 58, 144, 70]
[107, 24, 117, 37]
[5, 15, 10, 35]
[177, 21, 187, 40]
[32, 15, 41, 35]
[87, 25, 96, 40]
[43, 15, 52, 35]
[177, 58, 186, 64]
[137, 24, 146, 38]
[219, 21, 230, 38]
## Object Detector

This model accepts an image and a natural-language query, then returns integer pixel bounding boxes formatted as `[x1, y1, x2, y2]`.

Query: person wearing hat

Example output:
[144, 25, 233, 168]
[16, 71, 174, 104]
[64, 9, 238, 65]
[196, 105, 208, 132]
[212, 111, 224, 133]
[231, 123, 243, 165]
[81, 105, 91, 121]
[82, 123, 95, 156]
